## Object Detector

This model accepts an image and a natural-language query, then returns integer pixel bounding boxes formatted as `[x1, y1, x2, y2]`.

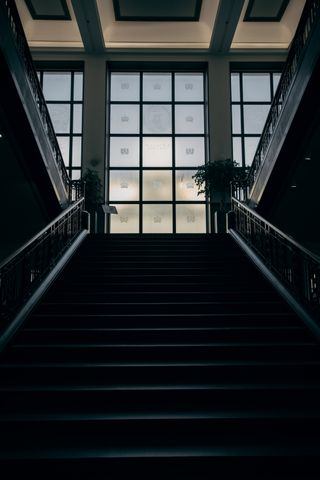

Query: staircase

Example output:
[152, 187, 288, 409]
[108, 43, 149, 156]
[0, 234, 320, 477]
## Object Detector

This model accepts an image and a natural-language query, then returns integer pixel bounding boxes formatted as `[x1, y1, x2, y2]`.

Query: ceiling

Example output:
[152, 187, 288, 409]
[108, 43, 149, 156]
[15, 0, 306, 52]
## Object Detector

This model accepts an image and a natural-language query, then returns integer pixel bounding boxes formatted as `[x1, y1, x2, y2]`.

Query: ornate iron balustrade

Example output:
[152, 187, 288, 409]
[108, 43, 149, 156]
[231, 178, 250, 203]
[1, 0, 70, 193]
[231, 198, 320, 317]
[247, 0, 320, 191]
[0, 198, 85, 325]
[69, 180, 85, 203]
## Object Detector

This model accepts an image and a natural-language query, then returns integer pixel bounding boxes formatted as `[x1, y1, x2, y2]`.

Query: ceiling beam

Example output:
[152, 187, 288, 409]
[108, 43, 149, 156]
[71, 0, 105, 53]
[210, 0, 245, 53]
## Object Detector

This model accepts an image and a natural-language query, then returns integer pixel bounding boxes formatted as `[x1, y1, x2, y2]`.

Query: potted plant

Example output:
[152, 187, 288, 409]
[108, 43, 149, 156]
[193, 159, 248, 231]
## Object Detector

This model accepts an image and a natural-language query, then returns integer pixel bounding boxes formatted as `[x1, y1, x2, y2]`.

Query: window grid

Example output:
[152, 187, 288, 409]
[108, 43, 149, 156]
[37, 70, 84, 180]
[108, 71, 208, 234]
[231, 71, 281, 167]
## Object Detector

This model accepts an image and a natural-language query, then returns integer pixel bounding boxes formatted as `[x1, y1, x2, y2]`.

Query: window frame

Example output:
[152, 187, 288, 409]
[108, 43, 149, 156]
[36, 62, 84, 180]
[230, 63, 284, 168]
[106, 65, 209, 234]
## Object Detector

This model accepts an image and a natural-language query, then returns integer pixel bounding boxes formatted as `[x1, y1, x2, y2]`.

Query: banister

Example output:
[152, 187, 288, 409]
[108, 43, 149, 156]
[0, 198, 87, 325]
[247, 0, 320, 192]
[0, 198, 84, 271]
[230, 197, 320, 318]
[1, 0, 70, 195]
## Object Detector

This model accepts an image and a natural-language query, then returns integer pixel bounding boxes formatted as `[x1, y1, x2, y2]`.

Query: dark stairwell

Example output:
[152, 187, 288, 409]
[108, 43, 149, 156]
[0, 234, 319, 477]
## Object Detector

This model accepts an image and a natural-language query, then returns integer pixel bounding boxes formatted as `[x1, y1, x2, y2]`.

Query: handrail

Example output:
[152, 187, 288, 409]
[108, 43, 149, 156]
[0, 198, 85, 324]
[247, 0, 320, 191]
[230, 197, 320, 317]
[1, 0, 70, 194]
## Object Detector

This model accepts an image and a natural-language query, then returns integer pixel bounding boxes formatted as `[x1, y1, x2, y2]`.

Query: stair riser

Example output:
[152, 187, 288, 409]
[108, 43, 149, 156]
[42, 291, 282, 303]
[15, 328, 309, 345]
[26, 313, 300, 329]
[5, 344, 320, 364]
[35, 302, 291, 315]
[1, 364, 319, 387]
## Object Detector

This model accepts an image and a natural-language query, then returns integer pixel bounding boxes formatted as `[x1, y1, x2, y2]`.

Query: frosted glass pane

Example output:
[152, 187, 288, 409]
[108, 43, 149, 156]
[110, 73, 140, 101]
[244, 137, 260, 166]
[72, 137, 82, 167]
[176, 204, 206, 233]
[143, 204, 172, 233]
[73, 104, 82, 133]
[143, 137, 172, 167]
[242, 73, 271, 102]
[231, 73, 240, 102]
[110, 105, 140, 134]
[43, 73, 71, 101]
[175, 73, 204, 102]
[273, 73, 281, 94]
[57, 136, 69, 166]
[74, 72, 83, 100]
[110, 204, 139, 233]
[175, 105, 204, 134]
[109, 171, 139, 201]
[176, 170, 204, 201]
[143, 73, 171, 101]
[143, 105, 172, 134]
[47, 104, 70, 133]
[71, 169, 81, 180]
[232, 105, 241, 134]
[175, 137, 205, 167]
[143, 170, 172, 201]
[243, 105, 270, 134]
[232, 137, 242, 166]
[110, 137, 139, 167]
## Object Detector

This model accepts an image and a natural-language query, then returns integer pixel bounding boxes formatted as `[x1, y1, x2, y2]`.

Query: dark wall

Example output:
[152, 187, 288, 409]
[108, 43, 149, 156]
[0, 124, 50, 262]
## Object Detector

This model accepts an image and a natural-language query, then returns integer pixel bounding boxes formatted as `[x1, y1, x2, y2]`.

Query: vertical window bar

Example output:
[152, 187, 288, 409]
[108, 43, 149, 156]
[139, 72, 143, 233]
[172, 72, 176, 234]
[239, 73, 246, 167]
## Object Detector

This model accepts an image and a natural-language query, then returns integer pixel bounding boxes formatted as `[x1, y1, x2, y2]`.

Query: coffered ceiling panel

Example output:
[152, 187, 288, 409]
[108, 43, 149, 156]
[16, 0, 83, 48]
[113, 0, 202, 21]
[244, 0, 290, 22]
[231, 0, 305, 50]
[97, 0, 219, 49]
[24, 0, 71, 20]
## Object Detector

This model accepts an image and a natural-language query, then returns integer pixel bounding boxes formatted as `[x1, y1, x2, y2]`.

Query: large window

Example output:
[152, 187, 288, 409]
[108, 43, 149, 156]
[231, 70, 282, 167]
[37, 69, 84, 180]
[107, 71, 208, 234]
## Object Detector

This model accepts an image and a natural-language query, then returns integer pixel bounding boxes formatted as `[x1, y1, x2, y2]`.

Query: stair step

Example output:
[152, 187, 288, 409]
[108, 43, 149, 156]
[1, 417, 320, 455]
[35, 301, 291, 315]
[1, 385, 320, 413]
[4, 344, 320, 364]
[43, 291, 283, 303]
[0, 363, 319, 387]
[15, 326, 310, 345]
[26, 312, 300, 329]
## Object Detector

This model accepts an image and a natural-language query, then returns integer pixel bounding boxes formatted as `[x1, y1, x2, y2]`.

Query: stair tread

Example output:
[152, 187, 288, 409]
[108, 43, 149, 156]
[2, 409, 320, 422]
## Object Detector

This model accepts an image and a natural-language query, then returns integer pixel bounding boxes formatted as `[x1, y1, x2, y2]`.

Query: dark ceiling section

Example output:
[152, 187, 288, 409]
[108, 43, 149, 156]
[24, 0, 71, 20]
[113, 0, 202, 21]
[244, 0, 290, 22]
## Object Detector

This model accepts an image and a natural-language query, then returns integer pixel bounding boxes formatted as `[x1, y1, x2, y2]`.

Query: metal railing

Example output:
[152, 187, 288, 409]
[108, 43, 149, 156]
[247, 0, 320, 191]
[0, 198, 85, 324]
[231, 179, 250, 203]
[69, 180, 85, 203]
[1, 0, 70, 193]
[231, 197, 320, 317]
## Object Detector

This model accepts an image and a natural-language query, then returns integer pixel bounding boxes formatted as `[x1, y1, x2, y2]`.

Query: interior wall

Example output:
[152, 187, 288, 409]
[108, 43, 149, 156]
[0, 127, 49, 262]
